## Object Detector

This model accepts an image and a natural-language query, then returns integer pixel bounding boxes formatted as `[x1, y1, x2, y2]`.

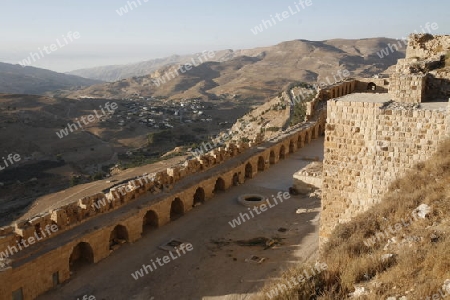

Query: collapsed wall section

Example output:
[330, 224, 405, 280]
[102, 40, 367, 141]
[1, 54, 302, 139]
[320, 95, 449, 242]
[406, 34, 450, 59]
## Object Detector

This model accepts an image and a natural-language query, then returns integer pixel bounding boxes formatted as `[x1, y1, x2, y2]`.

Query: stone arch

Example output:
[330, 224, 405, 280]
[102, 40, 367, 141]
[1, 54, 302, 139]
[297, 134, 303, 149]
[170, 198, 184, 221]
[279, 145, 286, 160]
[314, 125, 320, 139]
[109, 225, 129, 249]
[367, 82, 376, 91]
[193, 187, 205, 207]
[69, 242, 94, 272]
[257, 156, 265, 171]
[142, 210, 159, 233]
[305, 131, 310, 144]
[245, 162, 253, 179]
[269, 151, 276, 164]
[289, 140, 295, 153]
[232, 173, 239, 186]
[214, 177, 226, 193]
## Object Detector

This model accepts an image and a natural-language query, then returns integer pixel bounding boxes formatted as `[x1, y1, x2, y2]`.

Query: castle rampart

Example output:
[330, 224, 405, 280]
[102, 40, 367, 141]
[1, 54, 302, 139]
[321, 34, 450, 244]
[0, 79, 358, 299]
[321, 95, 449, 241]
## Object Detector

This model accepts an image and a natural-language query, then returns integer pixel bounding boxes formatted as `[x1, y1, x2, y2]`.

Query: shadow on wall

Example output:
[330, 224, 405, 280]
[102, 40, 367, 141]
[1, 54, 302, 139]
[425, 75, 450, 101]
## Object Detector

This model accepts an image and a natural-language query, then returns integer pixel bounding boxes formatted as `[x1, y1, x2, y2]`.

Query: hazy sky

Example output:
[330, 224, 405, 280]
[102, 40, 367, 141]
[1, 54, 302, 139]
[0, 0, 448, 72]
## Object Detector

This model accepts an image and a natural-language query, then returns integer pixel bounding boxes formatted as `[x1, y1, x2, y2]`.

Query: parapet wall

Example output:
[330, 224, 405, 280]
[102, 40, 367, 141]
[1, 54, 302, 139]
[320, 97, 450, 241]
[0, 140, 258, 256]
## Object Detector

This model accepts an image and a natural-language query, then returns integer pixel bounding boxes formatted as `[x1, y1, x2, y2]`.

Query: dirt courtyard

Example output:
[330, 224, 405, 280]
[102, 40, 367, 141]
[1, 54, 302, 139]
[37, 138, 325, 300]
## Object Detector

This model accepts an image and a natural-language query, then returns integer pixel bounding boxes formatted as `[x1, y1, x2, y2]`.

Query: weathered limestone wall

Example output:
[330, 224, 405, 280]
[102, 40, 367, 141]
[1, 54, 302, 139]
[320, 97, 450, 242]
[406, 34, 450, 59]
[388, 73, 426, 103]
[388, 34, 450, 103]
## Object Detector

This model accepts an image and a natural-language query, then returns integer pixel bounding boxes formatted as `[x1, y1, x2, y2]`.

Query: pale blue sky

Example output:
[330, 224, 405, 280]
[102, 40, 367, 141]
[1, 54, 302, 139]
[0, 0, 448, 72]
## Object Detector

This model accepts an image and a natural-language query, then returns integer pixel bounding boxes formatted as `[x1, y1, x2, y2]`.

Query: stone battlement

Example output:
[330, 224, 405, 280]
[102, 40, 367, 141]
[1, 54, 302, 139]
[389, 34, 450, 103]
[320, 35, 450, 245]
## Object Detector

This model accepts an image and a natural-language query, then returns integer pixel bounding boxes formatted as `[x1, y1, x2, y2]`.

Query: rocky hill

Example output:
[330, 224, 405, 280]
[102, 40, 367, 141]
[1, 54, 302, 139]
[0, 62, 102, 95]
[67, 50, 236, 82]
[60, 38, 405, 103]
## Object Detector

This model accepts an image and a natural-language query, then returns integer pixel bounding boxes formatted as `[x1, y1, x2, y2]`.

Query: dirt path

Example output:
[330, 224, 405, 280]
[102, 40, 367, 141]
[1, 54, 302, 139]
[37, 138, 324, 300]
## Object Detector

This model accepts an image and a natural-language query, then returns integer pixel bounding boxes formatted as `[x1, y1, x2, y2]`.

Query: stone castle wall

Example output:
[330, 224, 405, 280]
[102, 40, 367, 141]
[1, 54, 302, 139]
[406, 34, 450, 59]
[389, 34, 450, 103]
[0, 78, 396, 300]
[320, 98, 450, 241]
[0, 78, 361, 300]
[1, 33, 449, 298]
[388, 74, 427, 103]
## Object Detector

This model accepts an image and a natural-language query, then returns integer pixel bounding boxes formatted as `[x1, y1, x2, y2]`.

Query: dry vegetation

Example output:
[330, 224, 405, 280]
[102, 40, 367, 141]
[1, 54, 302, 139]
[260, 139, 450, 299]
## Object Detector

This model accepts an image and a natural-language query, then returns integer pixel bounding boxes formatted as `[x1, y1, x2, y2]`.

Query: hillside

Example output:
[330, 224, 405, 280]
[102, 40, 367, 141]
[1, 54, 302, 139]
[0, 92, 252, 224]
[67, 50, 236, 82]
[260, 139, 450, 299]
[60, 38, 405, 102]
[0, 62, 102, 95]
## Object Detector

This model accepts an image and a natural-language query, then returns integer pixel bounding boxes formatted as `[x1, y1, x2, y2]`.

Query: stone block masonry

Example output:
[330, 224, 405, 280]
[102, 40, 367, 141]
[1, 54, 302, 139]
[387, 34, 450, 104]
[320, 95, 450, 243]
[406, 34, 450, 60]
[388, 73, 426, 103]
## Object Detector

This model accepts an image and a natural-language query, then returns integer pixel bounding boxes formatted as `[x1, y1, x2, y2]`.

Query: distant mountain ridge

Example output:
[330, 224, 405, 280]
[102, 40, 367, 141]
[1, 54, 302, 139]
[61, 37, 405, 102]
[0, 62, 102, 95]
[67, 50, 237, 82]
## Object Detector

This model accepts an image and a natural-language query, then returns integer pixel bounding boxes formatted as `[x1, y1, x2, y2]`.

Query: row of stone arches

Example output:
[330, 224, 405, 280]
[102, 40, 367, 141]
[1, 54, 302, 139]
[69, 199, 185, 273]
[67, 124, 323, 276]
[330, 83, 354, 99]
